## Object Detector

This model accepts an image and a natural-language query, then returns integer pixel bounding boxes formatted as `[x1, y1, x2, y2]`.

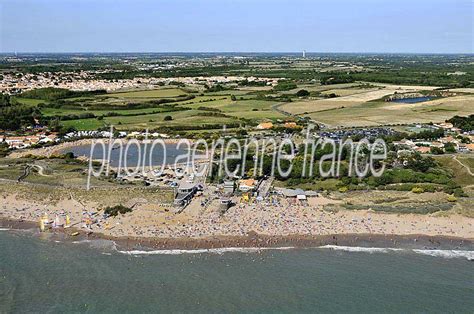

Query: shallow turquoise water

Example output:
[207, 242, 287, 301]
[0, 230, 473, 313]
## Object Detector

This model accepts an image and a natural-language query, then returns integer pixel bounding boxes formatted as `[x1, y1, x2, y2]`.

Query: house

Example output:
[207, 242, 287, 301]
[465, 144, 474, 152]
[283, 122, 297, 129]
[223, 180, 235, 195]
[415, 146, 431, 154]
[393, 139, 416, 148]
[434, 122, 453, 129]
[238, 179, 256, 192]
[430, 141, 444, 148]
[256, 122, 273, 130]
[277, 188, 318, 200]
[38, 134, 57, 144]
[4, 136, 40, 149]
[439, 136, 456, 144]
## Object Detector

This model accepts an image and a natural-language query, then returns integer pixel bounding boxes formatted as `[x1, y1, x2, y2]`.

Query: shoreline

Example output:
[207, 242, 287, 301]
[1, 217, 473, 252]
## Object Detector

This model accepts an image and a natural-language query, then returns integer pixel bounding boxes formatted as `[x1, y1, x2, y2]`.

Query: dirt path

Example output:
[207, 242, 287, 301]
[453, 156, 474, 176]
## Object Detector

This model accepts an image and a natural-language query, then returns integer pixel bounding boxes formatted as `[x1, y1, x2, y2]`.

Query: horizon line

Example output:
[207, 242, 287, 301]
[1, 51, 473, 55]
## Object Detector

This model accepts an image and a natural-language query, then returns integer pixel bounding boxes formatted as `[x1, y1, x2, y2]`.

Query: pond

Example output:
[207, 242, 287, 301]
[61, 142, 191, 167]
[391, 96, 432, 104]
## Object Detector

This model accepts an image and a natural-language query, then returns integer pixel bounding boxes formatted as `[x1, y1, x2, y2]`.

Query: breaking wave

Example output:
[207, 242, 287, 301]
[319, 245, 403, 253]
[319, 245, 473, 260]
[413, 249, 474, 260]
[118, 246, 295, 255]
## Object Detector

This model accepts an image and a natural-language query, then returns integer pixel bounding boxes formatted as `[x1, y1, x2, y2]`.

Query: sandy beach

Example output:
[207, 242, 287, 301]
[1, 184, 473, 250]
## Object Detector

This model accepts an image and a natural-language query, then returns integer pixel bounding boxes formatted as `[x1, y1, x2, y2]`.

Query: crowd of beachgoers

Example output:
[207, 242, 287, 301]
[1, 191, 472, 241]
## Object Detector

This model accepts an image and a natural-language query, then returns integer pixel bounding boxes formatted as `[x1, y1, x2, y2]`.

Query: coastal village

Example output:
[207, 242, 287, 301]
[1, 53, 473, 245]
[3, 1, 474, 311]
[2, 119, 474, 152]
[1, 116, 473, 240]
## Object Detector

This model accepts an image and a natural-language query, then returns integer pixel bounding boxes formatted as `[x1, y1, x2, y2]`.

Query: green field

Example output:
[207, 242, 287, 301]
[25, 81, 473, 131]
[61, 109, 240, 131]
[36, 87, 289, 131]
[105, 88, 187, 98]
[13, 97, 45, 106]
[304, 96, 474, 127]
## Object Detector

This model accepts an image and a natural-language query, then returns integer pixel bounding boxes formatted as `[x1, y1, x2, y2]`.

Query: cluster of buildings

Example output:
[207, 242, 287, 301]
[62, 130, 170, 141]
[318, 127, 396, 142]
[0, 129, 175, 150]
[0, 133, 58, 149]
[393, 123, 474, 154]
[256, 121, 299, 130]
[0, 70, 278, 95]
[394, 135, 474, 154]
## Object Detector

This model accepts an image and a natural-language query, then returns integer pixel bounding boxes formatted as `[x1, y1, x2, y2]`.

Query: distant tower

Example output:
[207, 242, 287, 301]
[302, 50, 306, 58]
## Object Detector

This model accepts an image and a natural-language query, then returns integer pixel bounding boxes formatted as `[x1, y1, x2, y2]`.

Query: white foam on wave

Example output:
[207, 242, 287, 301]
[72, 239, 118, 252]
[0, 228, 10, 231]
[118, 246, 295, 255]
[72, 240, 91, 244]
[320, 245, 474, 260]
[413, 249, 474, 260]
[319, 245, 403, 253]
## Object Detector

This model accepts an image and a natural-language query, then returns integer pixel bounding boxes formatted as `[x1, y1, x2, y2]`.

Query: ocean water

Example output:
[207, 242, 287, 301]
[0, 230, 473, 313]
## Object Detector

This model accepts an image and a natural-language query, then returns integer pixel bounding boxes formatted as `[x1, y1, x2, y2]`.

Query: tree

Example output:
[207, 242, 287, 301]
[230, 95, 237, 101]
[0, 93, 10, 107]
[444, 142, 456, 153]
[0, 142, 9, 158]
[164, 115, 173, 121]
[430, 147, 444, 155]
[296, 89, 310, 97]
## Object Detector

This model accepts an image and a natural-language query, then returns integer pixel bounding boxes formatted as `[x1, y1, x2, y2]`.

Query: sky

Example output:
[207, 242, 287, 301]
[0, 0, 472, 53]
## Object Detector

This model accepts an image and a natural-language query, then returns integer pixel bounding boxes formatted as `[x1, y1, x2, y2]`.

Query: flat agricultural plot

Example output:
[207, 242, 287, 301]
[105, 88, 186, 98]
[179, 97, 285, 119]
[237, 86, 273, 92]
[62, 118, 106, 131]
[282, 83, 361, 94]
[280, 84, 440, 115]
[306, 95, 474, 127]
[41, 106, 175, 117]
[445, 88, 474, 94]
[224, 100, 285, 119]
[12, 97, 45, 106]
[52, 93, 285, 131]
[320, 88, 377, 97]
[205, 90, 250, 96]
[96, 110, 238, 130]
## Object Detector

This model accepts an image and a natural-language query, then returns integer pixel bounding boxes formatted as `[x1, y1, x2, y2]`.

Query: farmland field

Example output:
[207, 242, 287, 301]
[14, 77, 472, 132]
[40, 87, 289, 130]
[280, 84, 439, 115]
[105, 88, 187, 98]
[304, 94, 474, 127]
